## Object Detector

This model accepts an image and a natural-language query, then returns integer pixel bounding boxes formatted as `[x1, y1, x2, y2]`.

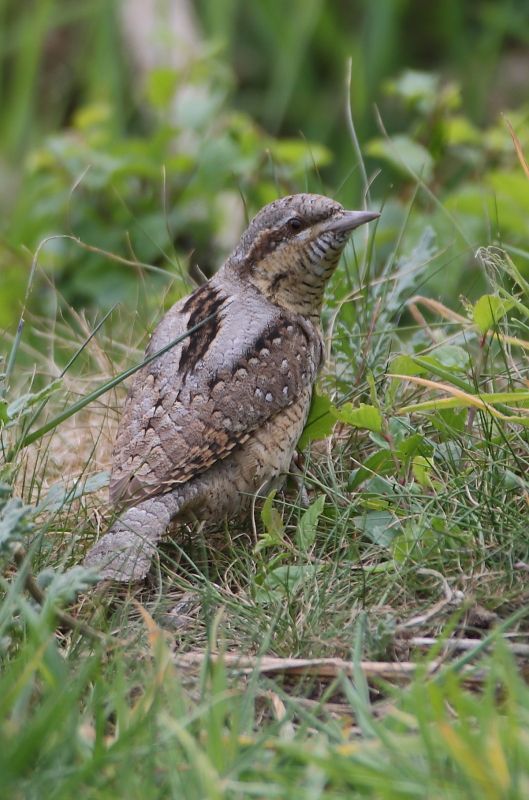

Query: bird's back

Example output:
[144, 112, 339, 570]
[109, 271, 323, 507]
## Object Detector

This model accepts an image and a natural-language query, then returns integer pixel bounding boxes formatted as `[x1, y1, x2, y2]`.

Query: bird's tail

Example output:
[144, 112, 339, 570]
[83, 492, 184, 583]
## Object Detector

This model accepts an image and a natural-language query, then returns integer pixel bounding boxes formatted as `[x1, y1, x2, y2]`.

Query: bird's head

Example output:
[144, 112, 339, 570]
[227, 193, 379, 320]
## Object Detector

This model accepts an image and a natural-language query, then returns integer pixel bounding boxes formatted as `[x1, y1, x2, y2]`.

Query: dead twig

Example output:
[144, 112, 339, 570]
[174, 651, 441, 684]
[396, 568, 464, 632]
[408, 636, 529, 657]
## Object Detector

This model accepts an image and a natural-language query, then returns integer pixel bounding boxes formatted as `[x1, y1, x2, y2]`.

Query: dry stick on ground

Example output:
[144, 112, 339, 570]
[395, 568, 464, 632]
[174, 652, 442, 684]
[174, 652, 492, 695]
[408, 637, 529, 657]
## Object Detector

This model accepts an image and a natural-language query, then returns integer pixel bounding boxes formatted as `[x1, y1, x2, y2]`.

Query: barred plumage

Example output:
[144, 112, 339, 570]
[84, 193, 379, 581]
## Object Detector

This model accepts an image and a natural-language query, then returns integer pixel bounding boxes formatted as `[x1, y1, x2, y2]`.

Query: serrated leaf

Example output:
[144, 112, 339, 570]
[39, 472, 110, 512]
[473, 294, 515, 333]
[0, 495, 33, 556]
[298, 391, 338, 449]
[296, 495, 325, 551]
[387, 227, 437, 312]
[37, 566, 100, 605]
[7, 380, 61, 419]
[336, 402, 383, 433]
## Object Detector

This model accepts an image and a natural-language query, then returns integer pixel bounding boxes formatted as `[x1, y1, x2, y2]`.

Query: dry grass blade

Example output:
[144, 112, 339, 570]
[11, 310, 218, 456]
[407, 294, 529, 350]
[392, 373, 529, 424]
[505, 116, 529, 182]
[407, 295, 468, 325]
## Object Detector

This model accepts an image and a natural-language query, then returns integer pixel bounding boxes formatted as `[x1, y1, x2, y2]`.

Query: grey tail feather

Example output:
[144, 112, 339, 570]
[83, 492, 183, 583]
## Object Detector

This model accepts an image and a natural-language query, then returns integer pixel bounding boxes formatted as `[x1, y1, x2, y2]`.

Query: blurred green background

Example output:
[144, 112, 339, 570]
[1, 0, 529, 331]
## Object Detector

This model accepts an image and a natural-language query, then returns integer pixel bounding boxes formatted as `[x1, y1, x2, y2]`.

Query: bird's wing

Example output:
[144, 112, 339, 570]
[109, 280, 322, 506]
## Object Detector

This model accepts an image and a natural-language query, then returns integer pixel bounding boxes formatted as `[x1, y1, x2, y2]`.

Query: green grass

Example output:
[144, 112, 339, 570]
[3, 205, 529, 796]
[2, 3, 529, 795]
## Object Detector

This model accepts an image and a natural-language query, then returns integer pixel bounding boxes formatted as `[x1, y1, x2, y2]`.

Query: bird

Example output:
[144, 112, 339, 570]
[83, 193, 379, 582]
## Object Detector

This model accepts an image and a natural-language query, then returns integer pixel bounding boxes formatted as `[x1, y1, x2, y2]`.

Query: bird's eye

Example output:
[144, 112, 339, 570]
[288, 217, 303, 232]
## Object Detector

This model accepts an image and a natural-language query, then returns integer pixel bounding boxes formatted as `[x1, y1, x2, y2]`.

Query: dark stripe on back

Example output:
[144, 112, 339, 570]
[179, 284, 226, 375]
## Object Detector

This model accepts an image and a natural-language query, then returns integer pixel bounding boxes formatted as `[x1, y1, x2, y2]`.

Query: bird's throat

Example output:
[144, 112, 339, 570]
[246, 244, 342, 321]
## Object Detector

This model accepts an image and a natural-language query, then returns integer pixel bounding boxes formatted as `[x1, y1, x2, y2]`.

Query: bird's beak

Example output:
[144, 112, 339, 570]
[324, 209, 380, 234]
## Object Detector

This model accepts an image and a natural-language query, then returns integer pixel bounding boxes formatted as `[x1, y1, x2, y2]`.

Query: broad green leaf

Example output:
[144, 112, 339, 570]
[395, 433, 432, 461]
[390, 355, 427, 376]
[392, 346, 469, 380]
[348, 450, 394, 490]
[430, 407, 467, 438]
[268, 139, 332, 170]
[473, 294, 515, 333]
[444, 115, 480, 145]
[392, 522, 436, 563]
[388, 416, 415, 443]
[366, 135, 434, 182]
[420, 344, 470, 373]
[146, 67, 179, 108]
[73, 102, 112, 131]
[296, 495, 325, 551]
[257, 564, 318, 599]
[298, 391, 338, 449]
[384, 70, 439, 110]
[336, 402, 383, 434]
[259, 490, 284, 550]
[354, 511, 401, 548]
[412, 456, 435, 488]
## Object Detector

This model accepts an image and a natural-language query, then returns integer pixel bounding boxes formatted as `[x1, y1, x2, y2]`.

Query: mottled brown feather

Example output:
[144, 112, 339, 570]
[109, 282, 322, 506]
[84, 193, 379, 583]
